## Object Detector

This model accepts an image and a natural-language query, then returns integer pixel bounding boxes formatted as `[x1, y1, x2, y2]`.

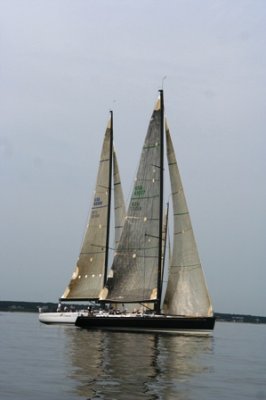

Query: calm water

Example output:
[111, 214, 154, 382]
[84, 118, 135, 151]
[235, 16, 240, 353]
[0, 312, 265, 400]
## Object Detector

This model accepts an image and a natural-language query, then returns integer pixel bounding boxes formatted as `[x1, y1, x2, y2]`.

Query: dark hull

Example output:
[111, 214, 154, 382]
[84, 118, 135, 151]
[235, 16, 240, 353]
[75, 315, 215, 335]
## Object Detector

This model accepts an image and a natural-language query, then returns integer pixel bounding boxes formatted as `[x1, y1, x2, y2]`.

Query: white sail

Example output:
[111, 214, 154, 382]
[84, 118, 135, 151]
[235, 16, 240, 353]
[103, 98, 162, 303]
[61, 119, 112, 300]
[113, 149, 126, 249]
[163, 121, 213, 317]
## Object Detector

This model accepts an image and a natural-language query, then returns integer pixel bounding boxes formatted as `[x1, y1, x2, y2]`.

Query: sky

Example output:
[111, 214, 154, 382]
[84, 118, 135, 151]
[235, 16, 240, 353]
[0, 0, 265, 316]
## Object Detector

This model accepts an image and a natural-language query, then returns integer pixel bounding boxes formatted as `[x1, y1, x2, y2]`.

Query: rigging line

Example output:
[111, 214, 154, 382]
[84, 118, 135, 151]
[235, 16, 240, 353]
[92, 205, 108, 210]
[152, 163, 161, 169]
[145, 233, 160, 239]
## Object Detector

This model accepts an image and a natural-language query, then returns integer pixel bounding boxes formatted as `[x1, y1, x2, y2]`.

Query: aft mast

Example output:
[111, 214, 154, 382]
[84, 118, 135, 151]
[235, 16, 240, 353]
[156, 89, 164, 315]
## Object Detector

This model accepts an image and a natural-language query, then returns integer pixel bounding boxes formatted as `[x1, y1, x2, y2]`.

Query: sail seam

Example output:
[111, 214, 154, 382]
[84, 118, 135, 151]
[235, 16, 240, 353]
[130, 195, 159, 200]
[143, 144, 160, 149]
[174, 212, 189, 216]
[174, 228, 192, 235]
[169, 263, 201, 270]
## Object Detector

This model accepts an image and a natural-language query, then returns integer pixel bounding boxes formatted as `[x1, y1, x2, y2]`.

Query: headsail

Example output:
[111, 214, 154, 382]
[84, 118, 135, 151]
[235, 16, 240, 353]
[102, 97, 163, 303]
[113, 148, 126, 249]
[61, 118, 113, 301]
[163, 121, 213, 317]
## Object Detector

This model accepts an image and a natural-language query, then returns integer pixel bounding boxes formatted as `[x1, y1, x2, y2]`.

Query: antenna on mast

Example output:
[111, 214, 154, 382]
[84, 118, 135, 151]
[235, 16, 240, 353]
[161, 76, 167, 90]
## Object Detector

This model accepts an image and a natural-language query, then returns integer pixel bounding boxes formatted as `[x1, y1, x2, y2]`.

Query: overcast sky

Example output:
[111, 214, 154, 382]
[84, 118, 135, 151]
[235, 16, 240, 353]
[0, 0, 265, 316]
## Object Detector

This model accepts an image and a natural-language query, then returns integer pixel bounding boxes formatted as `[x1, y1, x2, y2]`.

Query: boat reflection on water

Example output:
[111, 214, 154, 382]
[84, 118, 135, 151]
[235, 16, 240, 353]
[64, 328, 214, 400]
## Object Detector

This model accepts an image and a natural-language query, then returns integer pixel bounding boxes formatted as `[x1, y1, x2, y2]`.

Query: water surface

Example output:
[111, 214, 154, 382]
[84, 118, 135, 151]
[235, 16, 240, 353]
[0, 312, 265, 399]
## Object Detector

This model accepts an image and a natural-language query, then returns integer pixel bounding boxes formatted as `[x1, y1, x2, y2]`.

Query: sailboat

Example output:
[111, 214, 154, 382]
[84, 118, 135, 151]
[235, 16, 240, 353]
[39, 112, 126, 324]
[75, 90, 215, 335]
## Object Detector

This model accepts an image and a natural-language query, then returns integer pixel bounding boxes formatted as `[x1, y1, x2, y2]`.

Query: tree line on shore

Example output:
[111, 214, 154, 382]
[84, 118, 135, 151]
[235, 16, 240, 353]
[0, 300, 265, 324]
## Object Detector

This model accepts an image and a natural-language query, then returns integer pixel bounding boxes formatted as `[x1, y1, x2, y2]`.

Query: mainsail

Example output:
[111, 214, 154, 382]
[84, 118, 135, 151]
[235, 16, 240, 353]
[103, 97, 163, 303]
[163, 121, 213, 317]
[61, 116, 125, 301]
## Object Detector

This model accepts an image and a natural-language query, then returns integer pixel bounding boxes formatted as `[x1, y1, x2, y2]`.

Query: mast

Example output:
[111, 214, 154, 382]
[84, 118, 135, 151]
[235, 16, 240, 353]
[104, 110, 113, 286]
[161, 201, 169, 307]
[156, 89, 164, 314]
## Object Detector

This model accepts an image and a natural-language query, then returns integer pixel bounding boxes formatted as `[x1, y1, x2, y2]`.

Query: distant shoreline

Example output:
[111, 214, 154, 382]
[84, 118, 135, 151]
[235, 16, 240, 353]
[0, 300, 265, 324]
